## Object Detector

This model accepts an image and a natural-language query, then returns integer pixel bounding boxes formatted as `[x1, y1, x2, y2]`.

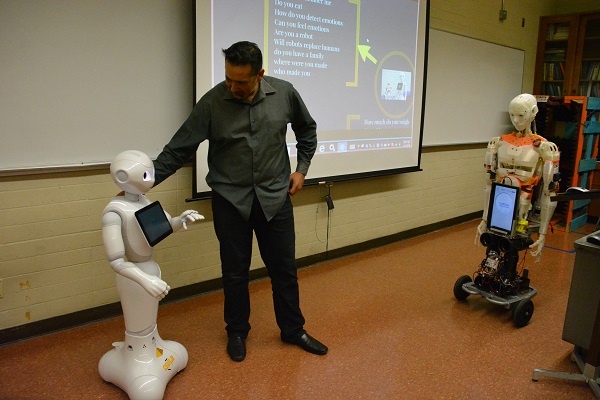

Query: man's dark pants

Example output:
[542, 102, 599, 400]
[212, 191, 306, 340]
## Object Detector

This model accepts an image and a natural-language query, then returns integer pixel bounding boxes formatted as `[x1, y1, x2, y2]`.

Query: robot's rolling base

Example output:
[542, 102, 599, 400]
[98, 326, 188, 400]
[532, 347, 600, 398]
[454, 276, 537, 328]
[456, 232, 537, 327]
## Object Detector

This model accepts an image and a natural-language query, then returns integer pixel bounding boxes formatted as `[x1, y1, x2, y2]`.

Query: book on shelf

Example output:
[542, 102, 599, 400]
[546, 24, 569, 40]
[543, 82, 562, 96]
[544, 48, 566, 60]
[543, 62, 565, 80]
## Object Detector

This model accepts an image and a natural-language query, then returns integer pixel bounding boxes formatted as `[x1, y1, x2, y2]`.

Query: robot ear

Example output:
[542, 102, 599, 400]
[115, 170, 128, 183]
[531, 104, 539, 116]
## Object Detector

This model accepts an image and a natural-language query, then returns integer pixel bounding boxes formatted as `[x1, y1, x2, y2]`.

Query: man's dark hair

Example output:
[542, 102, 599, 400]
[222, 41, 263, 76]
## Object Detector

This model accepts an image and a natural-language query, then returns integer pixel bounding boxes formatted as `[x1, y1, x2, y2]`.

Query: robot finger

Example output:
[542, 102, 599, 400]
[187, 211, 204, 220]
[192, 213, 205, 221]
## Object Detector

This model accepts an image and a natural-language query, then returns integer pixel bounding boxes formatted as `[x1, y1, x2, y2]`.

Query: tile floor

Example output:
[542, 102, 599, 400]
[0, 220, 598, 399]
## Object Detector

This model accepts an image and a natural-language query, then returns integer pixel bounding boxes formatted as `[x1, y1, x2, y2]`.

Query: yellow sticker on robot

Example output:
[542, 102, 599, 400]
[163, 355, 175, 371]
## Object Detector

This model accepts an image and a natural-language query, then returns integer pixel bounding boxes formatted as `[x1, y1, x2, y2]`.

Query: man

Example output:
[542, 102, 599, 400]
[153, 41, 327, 362]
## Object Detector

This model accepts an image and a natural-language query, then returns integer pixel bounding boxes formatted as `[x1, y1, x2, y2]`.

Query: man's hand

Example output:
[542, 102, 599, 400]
[289, 172, 305, 195]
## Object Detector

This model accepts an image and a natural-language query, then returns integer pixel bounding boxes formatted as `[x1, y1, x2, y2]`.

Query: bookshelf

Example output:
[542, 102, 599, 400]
[573, 13, 600, 98]
[535, 96, 600, 231]
[534, 12, 600, 97]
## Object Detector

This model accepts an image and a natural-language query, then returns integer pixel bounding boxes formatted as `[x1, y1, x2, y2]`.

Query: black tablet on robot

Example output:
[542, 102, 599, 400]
[134, 201, 173, 247]
[487, 182, 520, 238]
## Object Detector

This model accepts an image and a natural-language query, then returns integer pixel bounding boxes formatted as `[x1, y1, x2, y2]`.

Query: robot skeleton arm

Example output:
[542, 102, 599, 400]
[475, 137, 500, 243]
[528, 141, 560, 257]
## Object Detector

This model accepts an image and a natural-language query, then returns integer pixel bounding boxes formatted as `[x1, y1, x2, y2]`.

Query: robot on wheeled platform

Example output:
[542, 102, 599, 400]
[454, 94, 561, 327]
[99, 150, 203, 400]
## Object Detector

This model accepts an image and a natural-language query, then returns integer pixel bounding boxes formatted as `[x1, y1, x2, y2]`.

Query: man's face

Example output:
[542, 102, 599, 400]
[225, 61, 264, 101]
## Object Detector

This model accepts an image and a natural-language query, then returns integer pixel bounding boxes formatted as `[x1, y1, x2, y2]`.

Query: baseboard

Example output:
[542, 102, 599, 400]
[0, 211, 481, 346]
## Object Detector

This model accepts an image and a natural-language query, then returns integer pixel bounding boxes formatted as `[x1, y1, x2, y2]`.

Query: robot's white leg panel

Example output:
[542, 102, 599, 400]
[98, 326, 188, 400]
[116, 260, 160, 333]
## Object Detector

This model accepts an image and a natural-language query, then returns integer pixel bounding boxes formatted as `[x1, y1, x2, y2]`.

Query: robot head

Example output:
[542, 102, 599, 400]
[110, 150, 155, 195]
[509, 94, 538, 133]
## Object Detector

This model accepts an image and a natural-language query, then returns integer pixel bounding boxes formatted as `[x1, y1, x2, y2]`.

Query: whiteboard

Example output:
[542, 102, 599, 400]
[423, 30, 524, 146]
[0, 0, 193, 172]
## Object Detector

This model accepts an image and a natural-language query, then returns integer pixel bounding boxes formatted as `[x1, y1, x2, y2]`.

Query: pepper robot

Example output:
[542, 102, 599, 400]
[99, 150, 203, 400]
[455, 94, 561, 327]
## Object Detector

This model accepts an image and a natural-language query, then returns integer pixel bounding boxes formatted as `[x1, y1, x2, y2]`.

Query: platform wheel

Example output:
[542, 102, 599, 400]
[512, 298, 534, 328]
[453, 275, 472, 301]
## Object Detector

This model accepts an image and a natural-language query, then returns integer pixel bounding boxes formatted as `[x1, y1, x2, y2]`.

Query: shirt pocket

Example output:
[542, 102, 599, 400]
[263, 119, 288, 147]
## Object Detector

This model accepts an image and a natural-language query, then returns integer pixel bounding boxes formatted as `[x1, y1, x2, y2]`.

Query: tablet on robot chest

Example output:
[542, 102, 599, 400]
[134, 201, 173, 247]
[487, 182, 520, 238]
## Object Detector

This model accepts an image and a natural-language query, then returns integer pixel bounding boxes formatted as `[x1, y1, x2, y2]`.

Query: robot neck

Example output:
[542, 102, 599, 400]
[124, 192, 141, 202]
[515, 130, 530, 138]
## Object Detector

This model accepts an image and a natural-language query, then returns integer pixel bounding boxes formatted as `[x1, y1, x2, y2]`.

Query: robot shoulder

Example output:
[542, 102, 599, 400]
[102, 198, 139, 224]
[538, 140, 560, 161]
[102, 210, 122, 227]
[487, 136, 501, 149]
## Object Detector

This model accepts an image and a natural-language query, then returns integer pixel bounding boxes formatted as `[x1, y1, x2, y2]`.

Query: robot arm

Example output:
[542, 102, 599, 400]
[529, 141, 560, 260]
[102, 211, 170, 299]
[109, 259, 170, 300]
[475, 137, 500, 245]
[484, 137, 500, 175]
[170, 210, 204, 232]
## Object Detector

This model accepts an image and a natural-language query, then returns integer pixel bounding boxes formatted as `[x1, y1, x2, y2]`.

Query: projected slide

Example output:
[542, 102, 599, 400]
[194, 0, 428, 197]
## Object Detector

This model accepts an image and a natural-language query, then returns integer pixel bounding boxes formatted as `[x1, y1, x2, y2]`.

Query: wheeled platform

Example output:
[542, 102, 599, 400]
[454, 275, 537, 328]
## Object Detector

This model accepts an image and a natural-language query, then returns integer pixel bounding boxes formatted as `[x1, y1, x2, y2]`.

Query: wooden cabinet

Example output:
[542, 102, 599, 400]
[535, 96, 600, 231]
[534, 12, 600, 97]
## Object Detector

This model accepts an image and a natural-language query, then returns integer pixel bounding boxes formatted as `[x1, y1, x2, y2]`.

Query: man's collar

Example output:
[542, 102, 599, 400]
[251, 78, 276, 103]
[260, 78, 276, 95]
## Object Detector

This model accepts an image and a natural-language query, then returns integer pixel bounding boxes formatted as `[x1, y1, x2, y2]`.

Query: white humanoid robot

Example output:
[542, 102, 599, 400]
[99, 150, 203, 400]
[475, 93, 561, 261]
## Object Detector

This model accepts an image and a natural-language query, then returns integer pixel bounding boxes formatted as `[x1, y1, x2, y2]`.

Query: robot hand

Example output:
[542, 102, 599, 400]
[529, 233, 546, 262]
[474, 220, 487, 245]
[179, 210, 204, 230]
[113, 260, 171, 300]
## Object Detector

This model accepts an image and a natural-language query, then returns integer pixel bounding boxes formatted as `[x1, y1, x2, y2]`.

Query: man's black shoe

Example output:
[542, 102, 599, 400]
[282, 332, 328, 355]
[227, 335, 246, 362]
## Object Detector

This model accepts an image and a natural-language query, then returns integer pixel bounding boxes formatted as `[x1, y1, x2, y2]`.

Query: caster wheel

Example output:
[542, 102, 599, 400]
[453, 275, 472, 301]
[512, 298, 534, 327]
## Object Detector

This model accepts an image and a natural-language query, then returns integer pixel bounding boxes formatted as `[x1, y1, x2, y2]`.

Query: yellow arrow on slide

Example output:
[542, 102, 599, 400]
[358, 45, 377, 64]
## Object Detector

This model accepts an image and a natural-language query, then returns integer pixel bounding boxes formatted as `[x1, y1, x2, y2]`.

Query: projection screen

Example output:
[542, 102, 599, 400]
[192, 0, 429, 198]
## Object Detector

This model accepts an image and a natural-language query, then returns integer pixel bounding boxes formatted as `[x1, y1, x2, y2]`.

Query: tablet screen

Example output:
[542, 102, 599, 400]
[134, 201, 173, 247]
[487, 182, 520, 237]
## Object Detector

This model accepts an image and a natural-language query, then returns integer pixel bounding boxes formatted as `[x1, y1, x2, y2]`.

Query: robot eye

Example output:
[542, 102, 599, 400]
[143, 171, 152, 181]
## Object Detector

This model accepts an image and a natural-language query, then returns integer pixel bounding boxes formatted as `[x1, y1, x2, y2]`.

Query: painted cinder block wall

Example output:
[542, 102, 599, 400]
[1, 0, 598, 333]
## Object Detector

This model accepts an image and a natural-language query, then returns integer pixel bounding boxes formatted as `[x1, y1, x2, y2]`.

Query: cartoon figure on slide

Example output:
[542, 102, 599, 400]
[98, 150, 203, 400]
[475, 93, 560, 261]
